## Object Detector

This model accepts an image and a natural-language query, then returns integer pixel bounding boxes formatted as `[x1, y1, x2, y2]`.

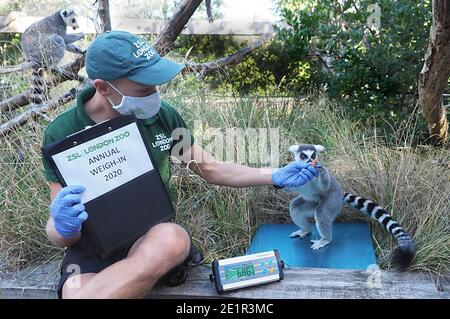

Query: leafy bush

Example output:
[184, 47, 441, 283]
[172, 0, 433, 129]
[175, 34, 311, 96]
[275, 0, 432, 126]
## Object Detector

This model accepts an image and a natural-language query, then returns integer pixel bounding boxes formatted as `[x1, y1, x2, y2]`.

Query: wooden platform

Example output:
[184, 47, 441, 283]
[1, 263, 449, 299]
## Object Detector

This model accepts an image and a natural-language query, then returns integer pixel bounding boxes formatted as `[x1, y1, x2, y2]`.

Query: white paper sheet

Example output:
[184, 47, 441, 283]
[52, 123, 154, 203]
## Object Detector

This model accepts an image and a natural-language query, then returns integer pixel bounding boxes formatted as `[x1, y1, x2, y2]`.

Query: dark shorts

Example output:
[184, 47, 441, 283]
[57, 239, 133, 299]
[57, 227, 191, 299]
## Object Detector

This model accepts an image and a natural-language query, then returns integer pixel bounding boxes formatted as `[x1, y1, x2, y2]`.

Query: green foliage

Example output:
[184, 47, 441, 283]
[175, 35, 314, 96]
[0, 33, 22, 61]
[171, 0, 432, 128]
[275, 0, 432, 125]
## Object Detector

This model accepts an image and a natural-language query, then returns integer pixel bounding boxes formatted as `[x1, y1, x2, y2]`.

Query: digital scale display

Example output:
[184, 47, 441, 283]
[211, 250, 284, 293]
[225, 264, 255, 280]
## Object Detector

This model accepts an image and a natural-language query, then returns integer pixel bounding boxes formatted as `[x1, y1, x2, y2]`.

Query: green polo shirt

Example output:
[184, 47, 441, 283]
[41, 85, 194, 189]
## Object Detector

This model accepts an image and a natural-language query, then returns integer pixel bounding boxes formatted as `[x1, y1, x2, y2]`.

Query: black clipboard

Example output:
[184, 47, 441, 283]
[42, 114, 174, 259]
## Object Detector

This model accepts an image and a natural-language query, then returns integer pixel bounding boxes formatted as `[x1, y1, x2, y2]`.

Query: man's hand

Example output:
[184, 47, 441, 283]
[272, 161, 319, 188]
[50, 185, 88, 239]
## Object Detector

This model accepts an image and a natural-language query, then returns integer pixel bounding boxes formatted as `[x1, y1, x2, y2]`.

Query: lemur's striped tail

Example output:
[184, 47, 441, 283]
[30, 67, 46, 106]
[343, 192, 416, 271]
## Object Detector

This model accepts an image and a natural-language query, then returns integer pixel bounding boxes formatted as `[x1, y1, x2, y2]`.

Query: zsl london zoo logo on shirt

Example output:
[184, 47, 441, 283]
[152, 133, 172, 152]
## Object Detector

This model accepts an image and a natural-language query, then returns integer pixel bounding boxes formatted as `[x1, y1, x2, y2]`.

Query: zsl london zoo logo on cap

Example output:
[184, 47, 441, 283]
[132, 39, 157, 61]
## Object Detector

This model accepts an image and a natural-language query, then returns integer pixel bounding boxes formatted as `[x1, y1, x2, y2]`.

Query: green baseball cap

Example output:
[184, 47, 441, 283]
[86, 30, 184, 85]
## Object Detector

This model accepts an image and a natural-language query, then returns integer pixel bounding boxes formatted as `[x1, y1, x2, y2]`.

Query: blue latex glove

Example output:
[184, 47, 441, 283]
[50, 185, 88, 239]
[272, 161, 319, 188]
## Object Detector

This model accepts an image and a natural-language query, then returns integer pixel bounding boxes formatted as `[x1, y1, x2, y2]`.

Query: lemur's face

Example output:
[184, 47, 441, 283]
[288, 144, 325, 164]
[61, 9, 79, 30]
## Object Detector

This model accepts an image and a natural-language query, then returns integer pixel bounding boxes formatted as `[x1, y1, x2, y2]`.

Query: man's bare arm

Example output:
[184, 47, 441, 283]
[175, 143, 273, 187]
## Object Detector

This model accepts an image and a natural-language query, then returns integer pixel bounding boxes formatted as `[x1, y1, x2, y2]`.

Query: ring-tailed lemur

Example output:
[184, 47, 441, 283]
[285, 144, 416, 271]
[21, 9, 85, 106]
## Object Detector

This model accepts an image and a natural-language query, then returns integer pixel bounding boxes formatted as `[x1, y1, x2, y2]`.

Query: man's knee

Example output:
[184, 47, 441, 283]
[152, 223, 190, 259]
[136, 223, 191, 268]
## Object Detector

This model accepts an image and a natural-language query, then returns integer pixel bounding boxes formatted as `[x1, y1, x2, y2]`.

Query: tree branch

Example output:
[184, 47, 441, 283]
[184, 32, 275, 79]
[0, 56, 85, 113]
[153, 0, 204, 55]
[0, 61, 37, 74]
[0, 84, 87, 136]
[48, 66, 86, 83]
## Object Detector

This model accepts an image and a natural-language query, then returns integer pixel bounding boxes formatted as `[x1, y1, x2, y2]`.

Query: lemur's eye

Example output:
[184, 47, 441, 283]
[300, 153, 307, 160]
[72, 18, 76, 23]
[311, 153, 316, 159]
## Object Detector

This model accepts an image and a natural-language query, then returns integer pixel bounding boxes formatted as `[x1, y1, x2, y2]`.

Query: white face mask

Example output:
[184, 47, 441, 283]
[106, 81, 161, 119]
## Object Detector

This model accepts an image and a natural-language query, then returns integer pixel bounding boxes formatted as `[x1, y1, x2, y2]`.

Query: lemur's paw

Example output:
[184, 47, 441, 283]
[290, 230, 311, 239]
[310, 239, 330, 250]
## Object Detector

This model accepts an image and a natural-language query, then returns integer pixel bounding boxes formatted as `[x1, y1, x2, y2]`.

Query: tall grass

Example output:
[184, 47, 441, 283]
[164, 83, 450, 275]
[0, 77, 449, 276]
[0, 43, 81, 270]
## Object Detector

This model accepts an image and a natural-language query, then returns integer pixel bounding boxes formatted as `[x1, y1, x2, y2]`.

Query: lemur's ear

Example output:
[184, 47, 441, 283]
[288, 145, 299, 153]
[314, 145, 325, 152]
[61, 10, 68, 17]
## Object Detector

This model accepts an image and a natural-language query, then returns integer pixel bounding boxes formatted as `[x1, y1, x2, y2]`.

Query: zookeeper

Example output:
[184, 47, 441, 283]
[41, 30, 319, 299]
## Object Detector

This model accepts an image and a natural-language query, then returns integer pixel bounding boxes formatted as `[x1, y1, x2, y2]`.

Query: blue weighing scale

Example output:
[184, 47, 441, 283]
[247, 223, 377, 269]
[210, 222, 376, 293]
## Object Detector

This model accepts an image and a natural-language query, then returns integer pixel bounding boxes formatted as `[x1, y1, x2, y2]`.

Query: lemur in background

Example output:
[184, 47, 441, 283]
[285, 144, 416, 271]
[21, 9, 85, 106]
